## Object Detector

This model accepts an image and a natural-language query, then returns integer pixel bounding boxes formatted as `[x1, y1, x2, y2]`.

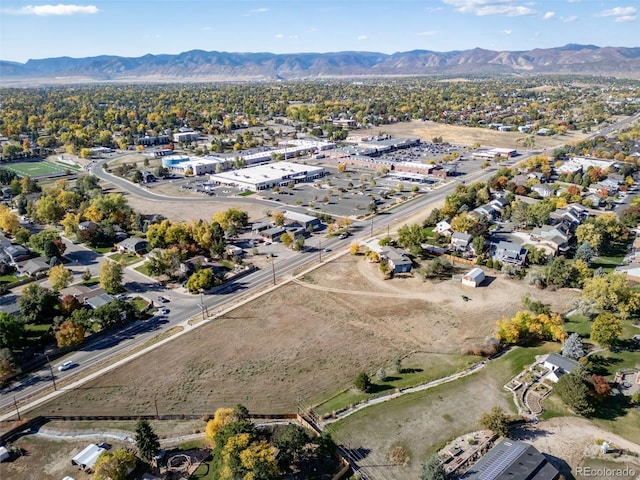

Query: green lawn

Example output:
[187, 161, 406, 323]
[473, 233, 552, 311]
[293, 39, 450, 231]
[587, 350, 640, 379]
[130, 296, 149, 312]
[237, 190, 255, 196]
[0, 273, 28, 285]
[565, 313, 592, 337]
[3, 160, 68, 177]
[590, 254, 625, 273]
[314, 353, 478, 416]
[89, 244, 114, 254]
[134, 263, 152, 276]
[108, 252, 144, 266]
[80, 277, 100, 287]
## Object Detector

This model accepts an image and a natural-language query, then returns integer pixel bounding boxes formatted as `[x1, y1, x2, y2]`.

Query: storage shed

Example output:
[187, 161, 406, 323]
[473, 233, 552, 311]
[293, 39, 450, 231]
[71, 443, 106, 471]
[462, 267, 485, 287]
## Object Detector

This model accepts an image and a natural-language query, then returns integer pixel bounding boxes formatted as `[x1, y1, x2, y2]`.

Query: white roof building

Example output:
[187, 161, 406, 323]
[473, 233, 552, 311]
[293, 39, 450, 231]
[71, 443, 106, 471]
[209, 161, 326, 191]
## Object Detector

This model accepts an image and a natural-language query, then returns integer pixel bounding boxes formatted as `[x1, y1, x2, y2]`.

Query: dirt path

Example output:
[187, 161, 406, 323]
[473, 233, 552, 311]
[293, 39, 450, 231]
[512, 417, 640, 471]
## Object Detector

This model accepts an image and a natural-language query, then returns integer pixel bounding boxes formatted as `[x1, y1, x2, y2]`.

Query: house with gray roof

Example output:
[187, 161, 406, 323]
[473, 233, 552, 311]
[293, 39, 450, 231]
[3, 244, 30, 264]
[492, 240, 527, 266]
[116, 236, 148, 255]
[542, 353, 579, 383]
[461, 439, 559, 480]
[17, 257, 50, 277]
[451, 232, 473, 252]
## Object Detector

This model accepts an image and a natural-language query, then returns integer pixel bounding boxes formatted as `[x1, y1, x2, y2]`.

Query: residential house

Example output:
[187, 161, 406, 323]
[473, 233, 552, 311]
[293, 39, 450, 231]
[434, 218, 453, 236]
[529, 222, 571, 255]
[583, 193, 604, 207]
[84, 290, 115, 310]
[3, 244, 30, 264]
[543, 353, 579, 383]
[364, 238, 412, 273]
[462, 439, 559, 480]
[116, 236, 148, 255]
[180, 256, 224, 276]
[16, 257, 50, 277]
[383, 247, 412, 273]
[549, 204, 588, 226]
[78, 221, 99, 233]
[531, 184, 553, 198]
[462, 268, 485, 287]
[492, 240, 527, 266]
[451, 232, 473, 252]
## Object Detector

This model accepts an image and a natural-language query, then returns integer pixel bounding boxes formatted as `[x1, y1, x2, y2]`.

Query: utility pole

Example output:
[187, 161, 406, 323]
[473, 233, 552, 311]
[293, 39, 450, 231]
[13, 396, 20, 420]
[199, 292, 208, 320]
[45, 353, 57, 391]
[154, 393, 159, 417]
[271, 259, 276, 285]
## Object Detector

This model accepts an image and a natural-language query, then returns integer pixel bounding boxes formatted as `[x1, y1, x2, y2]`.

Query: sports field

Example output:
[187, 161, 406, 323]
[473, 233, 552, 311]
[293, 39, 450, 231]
[3, 160, 68, 178]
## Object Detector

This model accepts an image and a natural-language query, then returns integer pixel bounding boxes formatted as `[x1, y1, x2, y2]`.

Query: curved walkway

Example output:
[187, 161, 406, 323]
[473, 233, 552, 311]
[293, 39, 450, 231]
[319, 360, 487, 427]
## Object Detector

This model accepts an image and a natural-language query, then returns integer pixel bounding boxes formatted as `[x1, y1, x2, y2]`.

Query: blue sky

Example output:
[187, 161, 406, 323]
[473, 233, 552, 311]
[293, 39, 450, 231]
[0, 0, 638, 63]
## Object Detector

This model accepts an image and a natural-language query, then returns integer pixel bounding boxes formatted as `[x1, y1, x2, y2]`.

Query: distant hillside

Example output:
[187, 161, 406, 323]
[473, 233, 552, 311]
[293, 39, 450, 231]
[2, 44, 640, 84]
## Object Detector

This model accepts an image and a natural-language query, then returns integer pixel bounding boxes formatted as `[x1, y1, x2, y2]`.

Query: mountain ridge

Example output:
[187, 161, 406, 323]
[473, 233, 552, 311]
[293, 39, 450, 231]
[2, 44, 640, 84]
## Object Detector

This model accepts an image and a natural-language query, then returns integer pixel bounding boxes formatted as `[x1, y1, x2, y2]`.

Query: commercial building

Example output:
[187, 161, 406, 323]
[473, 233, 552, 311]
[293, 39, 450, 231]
[162, 155, 228, 175]
[209, 161, 326, 191]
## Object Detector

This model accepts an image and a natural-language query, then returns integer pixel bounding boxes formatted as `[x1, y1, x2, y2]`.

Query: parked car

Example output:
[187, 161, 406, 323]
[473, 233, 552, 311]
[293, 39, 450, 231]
[159, 307, 169, 315]
[58, 361, 76, 372]
[157, 296, 170, 303]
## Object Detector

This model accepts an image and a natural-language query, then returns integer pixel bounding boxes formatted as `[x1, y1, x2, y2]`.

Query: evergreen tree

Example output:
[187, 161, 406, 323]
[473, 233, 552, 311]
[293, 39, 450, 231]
[134, 419, 160, 463]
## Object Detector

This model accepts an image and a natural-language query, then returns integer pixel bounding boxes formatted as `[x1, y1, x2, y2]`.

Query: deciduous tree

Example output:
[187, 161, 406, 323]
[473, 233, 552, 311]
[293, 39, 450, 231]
[590, 312, 622, 347]
[48, 265, 73, 291]
[55, 320, 85, 348]
[93, 449, 136, 480]
[479, 407, 510, 437]
[99, 259, 124, 294]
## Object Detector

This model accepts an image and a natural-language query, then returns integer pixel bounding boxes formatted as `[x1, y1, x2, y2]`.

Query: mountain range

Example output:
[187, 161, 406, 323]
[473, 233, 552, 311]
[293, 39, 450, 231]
[2, 44, 640, 85]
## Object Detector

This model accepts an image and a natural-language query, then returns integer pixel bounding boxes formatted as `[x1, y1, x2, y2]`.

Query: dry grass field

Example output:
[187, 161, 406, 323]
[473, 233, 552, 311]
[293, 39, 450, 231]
[359, 119, 589, 150]
[29, 255, 578, 420]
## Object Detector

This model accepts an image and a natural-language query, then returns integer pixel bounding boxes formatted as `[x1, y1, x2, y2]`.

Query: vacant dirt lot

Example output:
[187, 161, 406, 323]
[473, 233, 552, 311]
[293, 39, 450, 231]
[31, 255, 578, 420]
[359, 119, 588, 150]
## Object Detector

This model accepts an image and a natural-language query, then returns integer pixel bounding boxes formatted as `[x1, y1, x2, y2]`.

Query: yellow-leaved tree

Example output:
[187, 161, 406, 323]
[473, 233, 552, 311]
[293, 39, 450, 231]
[205, 407, 235, 447]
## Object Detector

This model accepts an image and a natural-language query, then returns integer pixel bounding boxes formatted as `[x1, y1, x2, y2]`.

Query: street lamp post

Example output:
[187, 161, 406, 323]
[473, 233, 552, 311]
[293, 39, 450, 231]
[44, 353, 57, 391]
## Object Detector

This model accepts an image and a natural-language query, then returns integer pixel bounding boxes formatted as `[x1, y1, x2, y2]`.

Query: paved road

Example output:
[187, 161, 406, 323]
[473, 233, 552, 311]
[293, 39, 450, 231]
[89, 156, 276, 207]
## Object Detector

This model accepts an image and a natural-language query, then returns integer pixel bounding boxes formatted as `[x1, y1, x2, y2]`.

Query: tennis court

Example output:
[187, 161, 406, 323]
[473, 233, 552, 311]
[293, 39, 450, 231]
[3, 160, 69, 178]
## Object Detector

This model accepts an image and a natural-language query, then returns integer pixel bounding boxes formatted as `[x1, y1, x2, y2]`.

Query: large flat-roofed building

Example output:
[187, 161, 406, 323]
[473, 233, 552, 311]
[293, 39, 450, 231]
[462, 439, 559, 480]
[162, 155, 228, 175]
[472, 147, 518, 160]
[209, 161, 326, 191]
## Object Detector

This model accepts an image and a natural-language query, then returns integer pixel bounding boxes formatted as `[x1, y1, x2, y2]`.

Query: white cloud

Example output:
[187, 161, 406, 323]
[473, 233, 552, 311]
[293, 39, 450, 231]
[275, 34, 285, 39]
[543, 11, 555, 20]
[443, 0, 536, 17]
[417, 31, 438, 36]
[560, 15, 578, 22]
[596, 6, 637, 22]
[202, 26, 212, 31]
[250, 8, 269, 13]
[5, 4, 99, 15]
[503, 29, 512, 34]
[357, 35, 368, 41]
